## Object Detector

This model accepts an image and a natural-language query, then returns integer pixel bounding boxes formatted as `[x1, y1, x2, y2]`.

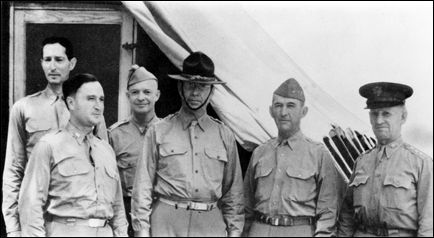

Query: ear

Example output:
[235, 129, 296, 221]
[177, 81, 184, 100]
[401, 107, 408, 124]
[69, 57, 77, 71]
[66, 96, 75, 110]
[155, 89, 161, 101]
[269, 105, 274, 119]
[301, 106, 309, 118]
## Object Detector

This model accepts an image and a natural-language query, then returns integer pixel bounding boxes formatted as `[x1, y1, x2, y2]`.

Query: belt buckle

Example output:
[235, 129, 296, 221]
[88, 218, 105, 228]
[270, 217, 280, 226]
[189, 202, 207, 211]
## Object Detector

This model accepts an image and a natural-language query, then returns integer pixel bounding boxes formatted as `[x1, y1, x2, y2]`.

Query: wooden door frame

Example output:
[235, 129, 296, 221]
[9, 2, 135, 120]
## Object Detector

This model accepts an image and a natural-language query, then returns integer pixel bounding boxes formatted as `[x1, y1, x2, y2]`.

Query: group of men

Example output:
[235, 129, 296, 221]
[2, 36, 432, 237]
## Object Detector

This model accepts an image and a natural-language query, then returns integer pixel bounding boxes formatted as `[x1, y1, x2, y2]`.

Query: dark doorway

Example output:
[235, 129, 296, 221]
[26, 23, 121, 127]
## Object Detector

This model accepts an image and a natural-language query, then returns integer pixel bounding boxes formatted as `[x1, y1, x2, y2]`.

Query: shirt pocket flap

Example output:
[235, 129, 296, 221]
[286, 166, 315, 180]
[26, 119, 52, 133]
[105, 165, 120, 181]
[117, 155, 136, 169]
[383, 175, 411, 189]
[159, 144, 188, 157]
[204, 148, 228, 162]
[254, 163, 273, 179]
[349, 175, 370, 187]
[58, 157, 90, 177]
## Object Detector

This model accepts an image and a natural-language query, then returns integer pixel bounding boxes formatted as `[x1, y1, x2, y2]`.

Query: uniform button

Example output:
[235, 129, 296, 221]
[171, 149, 174, 152]
[278, 169, 282, 173]
[195, 153, 198, 156]
[195, 170, 199, 173]
[195, 136, 198, 139]
[217, 156, 220, 159]
[195, 189, 199, 192]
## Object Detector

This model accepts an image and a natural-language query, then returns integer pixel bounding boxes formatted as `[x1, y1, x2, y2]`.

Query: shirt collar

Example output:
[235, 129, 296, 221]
[377, 137, 404, 159]
[130, 115, 160, 134]
[178, 108, 210, 131]
[275, 131, 304, 150]
[66, 122, 94, 145]
[42, 86, 63, 105]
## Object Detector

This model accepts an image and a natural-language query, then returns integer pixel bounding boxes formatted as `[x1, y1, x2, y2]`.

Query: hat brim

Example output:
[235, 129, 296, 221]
[168, 74, 226, 85]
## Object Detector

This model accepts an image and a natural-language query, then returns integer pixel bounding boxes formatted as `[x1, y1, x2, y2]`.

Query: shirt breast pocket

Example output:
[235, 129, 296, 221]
[26, 119, 52, 147]
[383, 174, 412, 210]
[158, 144, 188, 177]
[58, 156, 90, 177]
[284, 166, 316, 202]
[202, 147, 228, 183]
[103, 165, 120, 200]
[349, 173, 370, 207]
[117, 154, 137, 191]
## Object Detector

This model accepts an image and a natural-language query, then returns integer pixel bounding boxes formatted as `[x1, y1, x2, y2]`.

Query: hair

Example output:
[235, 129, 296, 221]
[63, 73, 99, 109]
[41, 36, 74, 60]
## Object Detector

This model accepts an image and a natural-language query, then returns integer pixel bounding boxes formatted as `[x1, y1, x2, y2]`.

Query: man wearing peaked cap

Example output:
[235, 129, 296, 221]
[108, 65, 160, 237]
[338, 82, 432, 237]
[243, 78, 344, 236]
[131, 52, 244, 237]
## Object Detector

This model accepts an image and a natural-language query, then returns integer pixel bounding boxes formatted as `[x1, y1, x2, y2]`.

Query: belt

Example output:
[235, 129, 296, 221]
[49, 216, 108, 228]
[358, 225, 417, 237]
[158, 197, 217, 211]
[255, 212, 314, 226]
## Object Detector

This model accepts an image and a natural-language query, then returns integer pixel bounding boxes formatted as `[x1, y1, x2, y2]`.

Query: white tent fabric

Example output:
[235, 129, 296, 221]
[122, 1, 370, 151]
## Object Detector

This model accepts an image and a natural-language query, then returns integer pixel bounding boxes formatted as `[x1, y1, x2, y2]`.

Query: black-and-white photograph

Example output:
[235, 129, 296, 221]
[1, 1, 432, 237]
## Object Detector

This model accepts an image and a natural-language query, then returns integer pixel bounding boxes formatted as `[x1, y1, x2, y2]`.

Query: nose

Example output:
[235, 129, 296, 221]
[48, 60, 56, 70]
[280, 106, 290, 117]
[94, 99, 104, 111]
[137, 91, 146, 101]
[374, 114, 386, 125]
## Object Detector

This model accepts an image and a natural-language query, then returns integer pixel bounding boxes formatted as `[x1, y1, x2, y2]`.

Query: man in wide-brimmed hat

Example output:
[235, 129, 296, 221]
[131, 52, 244, 237]
[338, 82, 432, 237]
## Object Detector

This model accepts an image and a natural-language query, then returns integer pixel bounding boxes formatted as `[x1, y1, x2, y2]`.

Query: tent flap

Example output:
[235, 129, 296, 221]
[122, 1, 370, 152]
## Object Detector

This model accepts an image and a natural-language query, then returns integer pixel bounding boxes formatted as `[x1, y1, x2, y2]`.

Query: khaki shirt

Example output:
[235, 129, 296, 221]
[338, 138, 433, 237]
[244, 132, 343, 236]
[108, 116, 160, 197]
[18, 123, 127, 237]
[2, 87, 107, 234]
[131, 109, 244, 236]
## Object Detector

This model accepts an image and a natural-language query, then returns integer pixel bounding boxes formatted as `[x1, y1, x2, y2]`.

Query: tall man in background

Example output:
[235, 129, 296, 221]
[2, 36, 107, 237]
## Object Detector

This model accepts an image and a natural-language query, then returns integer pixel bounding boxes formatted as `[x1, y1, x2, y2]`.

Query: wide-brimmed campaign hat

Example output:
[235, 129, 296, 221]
[168, 51, 226, 85]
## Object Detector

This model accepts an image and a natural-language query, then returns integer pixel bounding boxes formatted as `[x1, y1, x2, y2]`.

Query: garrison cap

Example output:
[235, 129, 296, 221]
[127, 65, 157, 89]
[359, 82, 413, 109]
[273, 78, 305, 102]
[168, 51, 226, 85]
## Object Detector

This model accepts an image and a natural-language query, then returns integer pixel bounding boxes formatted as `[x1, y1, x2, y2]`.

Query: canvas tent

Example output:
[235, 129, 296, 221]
[122, 1, 371, 151]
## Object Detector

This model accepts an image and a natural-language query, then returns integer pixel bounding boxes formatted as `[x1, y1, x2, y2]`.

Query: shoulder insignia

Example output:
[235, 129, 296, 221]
[27, 90, 43, 98]
[108, 119, 129, 131]
[210, 116, 224, 125]
[404, 143, 432, 161]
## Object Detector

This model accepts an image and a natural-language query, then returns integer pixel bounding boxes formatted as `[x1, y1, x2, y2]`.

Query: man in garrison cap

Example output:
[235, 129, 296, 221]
[338, 82, 433, 237]
[108, 65, 160, 237]
[131, 52, 244, 237]
[243, 78, 344, 236]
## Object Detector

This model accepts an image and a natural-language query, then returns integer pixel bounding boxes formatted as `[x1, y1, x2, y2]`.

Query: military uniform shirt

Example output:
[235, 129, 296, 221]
[2, 86, 108, 234]
[131, 109, 244, 236]
[338, 138, 433, 237]
[244, 131, 342, 236]
[108, 116, 160, 197]
[18, 123, 127, 237]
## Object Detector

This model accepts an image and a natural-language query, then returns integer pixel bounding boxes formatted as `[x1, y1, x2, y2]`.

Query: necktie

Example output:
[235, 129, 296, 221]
[375, 146, 385, 167]
[54, 96, 70, 128]
[85, 135, 95, 167]
[189, 121, 198, 145]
